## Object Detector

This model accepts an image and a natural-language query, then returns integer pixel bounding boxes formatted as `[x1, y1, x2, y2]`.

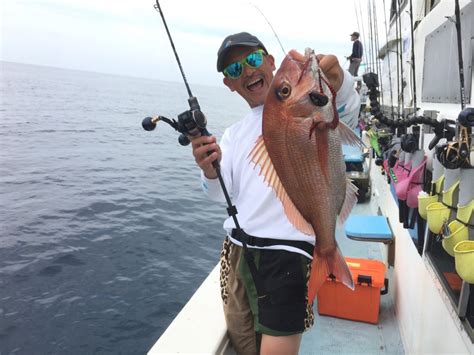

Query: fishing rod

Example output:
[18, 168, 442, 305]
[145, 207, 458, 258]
[437, 0, 473, 169]
[367, 0, 375, 73]
[393, 0, 401, 122]
[372, 0, 384, 107]
[365, 0, 473, 172]
[382, 0, 395, 119]
[400, 0, 422, 148]
[353, 1, 361, 48]
[357, 0, 368, 70]
[142, 0, 266, 294]
[363, 72, 456, 150]
[453, 0, 466, 111]
[364, 69, 473, 169]
[370, 0, 377, 75]
[250, 2, 286, 56]
[408, 0, 417, 115]
[142, 0, 241, 228]
[397, 0, 406, 125]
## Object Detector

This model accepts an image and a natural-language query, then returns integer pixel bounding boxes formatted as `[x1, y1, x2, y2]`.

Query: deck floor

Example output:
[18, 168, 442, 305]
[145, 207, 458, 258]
[300, 200, 405, 354]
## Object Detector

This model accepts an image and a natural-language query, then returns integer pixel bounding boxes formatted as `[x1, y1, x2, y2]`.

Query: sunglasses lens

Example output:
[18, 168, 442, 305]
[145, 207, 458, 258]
[224, 50, 265, 79]
[246, 51, 263, 68]
[224, 61, 243, 78]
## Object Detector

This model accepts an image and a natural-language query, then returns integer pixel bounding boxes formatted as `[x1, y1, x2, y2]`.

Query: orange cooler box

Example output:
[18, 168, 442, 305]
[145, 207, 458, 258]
[317, 257, 388, 324]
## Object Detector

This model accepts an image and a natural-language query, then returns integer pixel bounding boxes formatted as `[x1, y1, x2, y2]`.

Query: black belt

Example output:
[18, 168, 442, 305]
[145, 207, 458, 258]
[230, 229, 314, 256]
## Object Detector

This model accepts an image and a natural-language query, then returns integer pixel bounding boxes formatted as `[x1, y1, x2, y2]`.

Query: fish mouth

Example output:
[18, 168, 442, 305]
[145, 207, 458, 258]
[246, 77, 264, 91]
[287, 50, 316, 84]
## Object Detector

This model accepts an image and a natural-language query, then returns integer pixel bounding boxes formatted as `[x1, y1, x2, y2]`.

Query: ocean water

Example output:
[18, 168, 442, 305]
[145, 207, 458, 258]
[0, 61, 248, 354]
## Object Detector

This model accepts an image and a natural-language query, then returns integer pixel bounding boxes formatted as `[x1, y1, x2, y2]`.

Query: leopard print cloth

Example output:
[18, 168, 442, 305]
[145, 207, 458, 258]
[219, 237, 232, 305]
[304, 259, 315, 330]
[219, 236, 315, 329]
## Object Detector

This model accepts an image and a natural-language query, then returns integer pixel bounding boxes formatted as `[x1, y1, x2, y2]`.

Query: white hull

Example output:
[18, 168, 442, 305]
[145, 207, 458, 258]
[148, 0, 474, 353]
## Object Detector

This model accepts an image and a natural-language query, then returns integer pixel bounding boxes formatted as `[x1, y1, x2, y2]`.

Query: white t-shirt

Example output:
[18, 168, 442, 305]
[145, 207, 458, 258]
[201, 70, 360, 258]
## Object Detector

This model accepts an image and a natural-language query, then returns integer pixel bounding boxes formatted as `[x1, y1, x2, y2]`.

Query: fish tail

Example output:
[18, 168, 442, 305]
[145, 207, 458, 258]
[307, 246, 355, 302]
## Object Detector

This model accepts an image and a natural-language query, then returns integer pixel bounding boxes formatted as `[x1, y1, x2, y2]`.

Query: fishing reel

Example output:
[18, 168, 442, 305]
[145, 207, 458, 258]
[458, 107, 474, 127]
[435, 108, 473, 169]
[142, 96, 211, 146]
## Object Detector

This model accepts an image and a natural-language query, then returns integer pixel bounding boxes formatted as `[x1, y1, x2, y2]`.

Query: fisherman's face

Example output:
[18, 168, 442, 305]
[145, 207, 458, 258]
[222, 46, 276, 108]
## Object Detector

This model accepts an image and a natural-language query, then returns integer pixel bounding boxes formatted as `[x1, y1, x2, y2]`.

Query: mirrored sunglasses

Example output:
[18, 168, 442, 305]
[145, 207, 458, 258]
[223, 49, 266, 79]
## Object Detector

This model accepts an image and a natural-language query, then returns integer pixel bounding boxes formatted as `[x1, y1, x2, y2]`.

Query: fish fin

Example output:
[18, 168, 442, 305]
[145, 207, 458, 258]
[307, 246, 355, 302]
[337, 178, 359, 225]
[338, 121, 365, 149]
[249, 136, 315, 236]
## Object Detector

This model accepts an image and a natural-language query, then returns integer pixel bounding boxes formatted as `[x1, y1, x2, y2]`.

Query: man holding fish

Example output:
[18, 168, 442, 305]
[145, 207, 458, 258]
[191, 32, 361, 355]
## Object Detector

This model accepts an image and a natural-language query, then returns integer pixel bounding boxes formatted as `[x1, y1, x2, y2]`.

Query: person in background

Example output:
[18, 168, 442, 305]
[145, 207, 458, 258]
[347, 31, 363, 92]
[191, 32, 360, 355]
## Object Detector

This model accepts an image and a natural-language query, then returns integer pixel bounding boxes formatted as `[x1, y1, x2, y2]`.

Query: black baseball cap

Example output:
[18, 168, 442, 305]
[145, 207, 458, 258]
[216, 32, 268, 72]
[350, 32, 360, 38]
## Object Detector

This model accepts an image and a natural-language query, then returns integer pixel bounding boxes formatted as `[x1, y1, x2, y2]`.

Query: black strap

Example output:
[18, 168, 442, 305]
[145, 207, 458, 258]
[231, 229, 314, 256]
[456, 218, 474, 228]
[441, 201, 458, 211]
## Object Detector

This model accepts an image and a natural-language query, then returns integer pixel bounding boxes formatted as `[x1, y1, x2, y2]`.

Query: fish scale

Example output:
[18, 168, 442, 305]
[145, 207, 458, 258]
[249, 49, 363, 301]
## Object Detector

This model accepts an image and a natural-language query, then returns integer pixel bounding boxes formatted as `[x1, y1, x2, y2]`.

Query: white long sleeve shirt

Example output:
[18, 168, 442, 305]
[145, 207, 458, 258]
[201, 70, 360, 258]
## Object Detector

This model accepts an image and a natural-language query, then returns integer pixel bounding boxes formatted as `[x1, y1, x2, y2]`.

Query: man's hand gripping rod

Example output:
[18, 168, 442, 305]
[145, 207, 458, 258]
[142, 0, 244, 233]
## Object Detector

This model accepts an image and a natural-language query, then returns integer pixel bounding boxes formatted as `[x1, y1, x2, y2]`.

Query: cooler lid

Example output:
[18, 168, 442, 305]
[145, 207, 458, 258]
[345, 257, 386, 288]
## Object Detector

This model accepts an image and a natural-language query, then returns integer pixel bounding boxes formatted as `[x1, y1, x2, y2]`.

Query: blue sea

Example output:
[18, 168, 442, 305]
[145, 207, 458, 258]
[0, 61, 248, 354]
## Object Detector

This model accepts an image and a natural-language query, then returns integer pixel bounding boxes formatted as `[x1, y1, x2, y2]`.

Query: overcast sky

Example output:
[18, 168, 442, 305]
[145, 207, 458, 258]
[1, 0, 387, 87]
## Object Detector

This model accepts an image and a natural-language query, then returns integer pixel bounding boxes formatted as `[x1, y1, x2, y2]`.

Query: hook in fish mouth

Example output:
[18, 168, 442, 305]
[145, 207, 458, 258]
[309, 92, 328, 106]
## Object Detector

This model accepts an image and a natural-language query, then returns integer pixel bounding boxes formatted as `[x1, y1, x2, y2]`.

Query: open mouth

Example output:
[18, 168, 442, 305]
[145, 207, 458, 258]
[246, 77, 264, 91]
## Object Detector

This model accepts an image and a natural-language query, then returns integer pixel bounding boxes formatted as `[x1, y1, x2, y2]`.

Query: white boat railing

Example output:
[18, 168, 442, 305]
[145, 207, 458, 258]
[148, 264, 232, 355]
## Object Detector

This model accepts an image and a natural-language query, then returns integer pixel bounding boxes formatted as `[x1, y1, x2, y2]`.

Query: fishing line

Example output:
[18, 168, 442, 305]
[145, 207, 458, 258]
[153, 1, 193, 98]
[250, 2, 286, 56]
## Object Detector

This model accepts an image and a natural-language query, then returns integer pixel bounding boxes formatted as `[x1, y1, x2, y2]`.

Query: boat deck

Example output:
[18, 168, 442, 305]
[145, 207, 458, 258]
[300, 201, 405, 354]
[149, 193, 406, 355]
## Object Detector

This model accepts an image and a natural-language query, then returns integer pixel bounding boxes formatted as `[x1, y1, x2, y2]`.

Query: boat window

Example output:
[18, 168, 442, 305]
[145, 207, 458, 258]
[390, 0, 397, 21]
[425, 0, 441, 15]
[425, 231, 474, 341]
[390, 0, 408, 22]
[421, 2, 473, 104]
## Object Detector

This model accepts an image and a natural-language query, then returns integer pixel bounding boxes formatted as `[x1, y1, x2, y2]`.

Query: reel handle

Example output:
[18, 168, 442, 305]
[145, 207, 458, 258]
[178, 127, 211, 146]
[142, 116, 159, 131]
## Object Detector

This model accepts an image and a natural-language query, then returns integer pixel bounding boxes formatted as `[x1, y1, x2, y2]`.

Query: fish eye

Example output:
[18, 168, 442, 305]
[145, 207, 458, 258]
[276, 83, 292, 100]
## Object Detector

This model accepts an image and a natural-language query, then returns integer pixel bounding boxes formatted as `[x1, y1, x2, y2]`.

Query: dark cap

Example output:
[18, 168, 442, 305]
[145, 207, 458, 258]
[350, 32, 360, 38]
[216, 32, 267, 72]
